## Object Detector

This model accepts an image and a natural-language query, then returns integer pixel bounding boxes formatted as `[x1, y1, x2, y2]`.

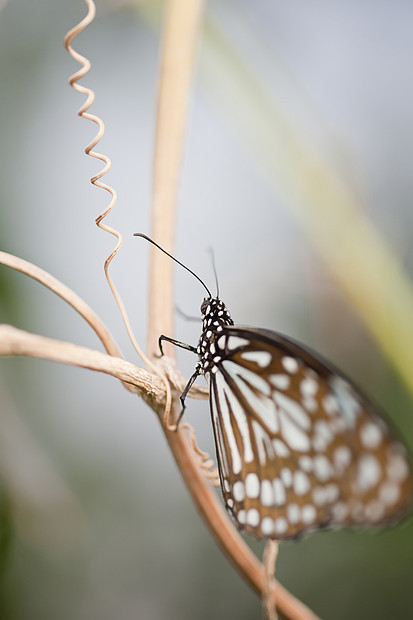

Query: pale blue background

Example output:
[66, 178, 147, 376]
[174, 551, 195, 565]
[0, 1, 412, 618]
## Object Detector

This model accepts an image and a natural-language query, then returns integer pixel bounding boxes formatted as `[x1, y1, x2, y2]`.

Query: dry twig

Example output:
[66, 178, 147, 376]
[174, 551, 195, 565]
[143, 1, 319, 619]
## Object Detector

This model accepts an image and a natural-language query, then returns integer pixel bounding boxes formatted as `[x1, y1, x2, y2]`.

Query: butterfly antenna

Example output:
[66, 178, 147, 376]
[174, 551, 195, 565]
[207, 246, 220, 298]
[134, 233, 212, 299]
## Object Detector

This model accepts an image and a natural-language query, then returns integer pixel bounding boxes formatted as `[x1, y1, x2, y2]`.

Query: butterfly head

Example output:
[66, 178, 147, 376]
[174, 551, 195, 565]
[200, 297, 233, 329]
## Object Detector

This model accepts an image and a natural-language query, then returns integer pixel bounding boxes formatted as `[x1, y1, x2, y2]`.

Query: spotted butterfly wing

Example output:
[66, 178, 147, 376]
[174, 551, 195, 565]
[197, 299, 413, 540]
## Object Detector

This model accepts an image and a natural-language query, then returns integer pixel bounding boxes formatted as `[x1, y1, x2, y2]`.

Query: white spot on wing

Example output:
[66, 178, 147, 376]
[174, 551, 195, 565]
[223, 360, 278, 433]
[300, 376, 318, 396]
[269, 374, 290, 390]
[273, 439, 290, 457]
[237, 509, 246, 524]
[246, 508, 260, 527]
[222, 360, 271, 396]
[241, 350, 272, 367]
[280, 468, 293, 488]
[210, 390, 230, 479]
[274, 392, 311, 452]
[275, 392, 311, 430]
[322, 394, 340, 416]
[387, 453, 410, 482]
[313, 483, 339, 506]
[274, 517, 288, 535]
[313, 486, 327, 506]
[313, 454, 333, 482]
[355, 454, 382, 492]
[261, 479, 275, 506]
[360, 422, 383, 449]
[282, 356, 299, 374]
[312, 420, 334, 452]
[302, 504, 317, 524]
[293, 471, 310, 496]
[227, 336, 249, 351]
[334, 445, 352, 472]
[213, 374, 242, 475]
[261, 517, 274, 536]
[379, 482, 399, 506]
[252, 420, 274, 466]
[215, 371, 254, 465]
[217, 335, 226, 349]
[287, 503, 300, 524]
[302, 395, 318, 412]
[273, 478, 286, 506]
[245, 472, 260, 499]
[233, 480, 245, 502]
[329, 376, 361, 424]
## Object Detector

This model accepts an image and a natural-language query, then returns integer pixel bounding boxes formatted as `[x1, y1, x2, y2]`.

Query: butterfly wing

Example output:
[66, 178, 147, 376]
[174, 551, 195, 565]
[208, 326, 413, 539]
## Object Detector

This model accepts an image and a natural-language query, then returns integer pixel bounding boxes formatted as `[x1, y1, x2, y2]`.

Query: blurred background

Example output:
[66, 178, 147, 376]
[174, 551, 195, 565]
[0, 0, 412, 618]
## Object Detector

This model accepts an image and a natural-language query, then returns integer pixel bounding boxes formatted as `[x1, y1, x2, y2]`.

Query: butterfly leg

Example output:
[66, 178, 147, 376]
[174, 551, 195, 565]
[157, 335, 200, 429]
[158, 334, 197, 357]
[175, 367, 201, 428]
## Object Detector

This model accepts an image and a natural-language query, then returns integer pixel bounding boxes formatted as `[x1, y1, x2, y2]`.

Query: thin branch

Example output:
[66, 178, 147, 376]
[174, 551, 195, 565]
[162, 425, 320, 620]
[146, 2, 319, 619]
[0, 250, 122, 358]
[263, 540, 280, 620]
[0, 325, 164, 408]
[147, 0, 206, 359]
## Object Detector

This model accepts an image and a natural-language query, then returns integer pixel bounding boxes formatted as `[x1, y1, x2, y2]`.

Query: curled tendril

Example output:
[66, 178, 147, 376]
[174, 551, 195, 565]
[63, 0, 172, 423]
[64, 0, 221, 524]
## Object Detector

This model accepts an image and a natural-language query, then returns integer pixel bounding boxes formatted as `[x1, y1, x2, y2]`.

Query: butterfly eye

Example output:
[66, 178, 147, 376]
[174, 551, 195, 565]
[200, 299, 210, 315]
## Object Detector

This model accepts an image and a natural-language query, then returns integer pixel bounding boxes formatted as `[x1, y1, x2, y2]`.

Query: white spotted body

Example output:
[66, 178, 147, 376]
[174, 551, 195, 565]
[194, 297, 413, 540]
[196, 298, 234, 375]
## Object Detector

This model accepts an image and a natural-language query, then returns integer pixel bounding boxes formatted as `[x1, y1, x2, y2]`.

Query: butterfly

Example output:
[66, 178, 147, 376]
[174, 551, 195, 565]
[135, 234, 413, 540]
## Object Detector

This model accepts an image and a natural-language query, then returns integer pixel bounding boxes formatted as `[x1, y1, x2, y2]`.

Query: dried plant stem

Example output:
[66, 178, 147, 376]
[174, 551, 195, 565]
[164, 426, 320, 620]
[263, 540, 279, 620]
[147, 0, 205, 359]
[0, 251, 122, 358]
[64, 0, 174, 419]
[0, 325, 165, 406]
[146, 2, 319, 619]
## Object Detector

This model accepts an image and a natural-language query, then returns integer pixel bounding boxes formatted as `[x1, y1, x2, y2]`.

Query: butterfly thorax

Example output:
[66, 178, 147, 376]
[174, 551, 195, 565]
[197, 298, 234, 375]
